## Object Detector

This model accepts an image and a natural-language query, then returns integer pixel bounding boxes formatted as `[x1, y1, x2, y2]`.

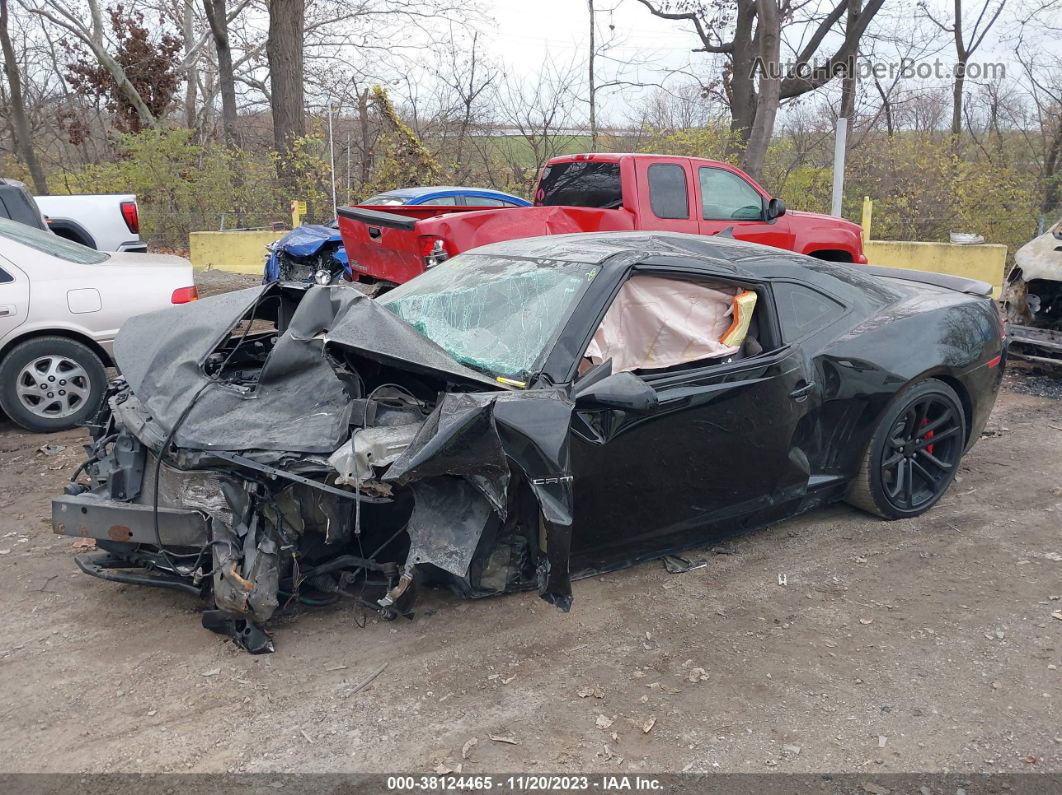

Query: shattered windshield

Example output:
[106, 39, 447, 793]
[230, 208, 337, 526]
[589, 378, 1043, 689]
[378, 253, 599, 382]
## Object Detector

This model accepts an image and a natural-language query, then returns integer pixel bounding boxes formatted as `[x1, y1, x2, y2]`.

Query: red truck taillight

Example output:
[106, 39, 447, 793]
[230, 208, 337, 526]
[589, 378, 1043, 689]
[120, 200, 140, 234]
[419, 236, 450, 269]
[171, 286, 199, 304]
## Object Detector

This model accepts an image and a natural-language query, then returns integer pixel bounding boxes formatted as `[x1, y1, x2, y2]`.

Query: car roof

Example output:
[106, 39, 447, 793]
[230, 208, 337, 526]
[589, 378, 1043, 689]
[467, 230, 781, 269]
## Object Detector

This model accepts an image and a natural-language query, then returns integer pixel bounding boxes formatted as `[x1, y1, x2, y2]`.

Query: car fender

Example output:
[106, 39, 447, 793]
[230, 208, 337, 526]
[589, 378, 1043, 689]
[0, 320, 113, 364]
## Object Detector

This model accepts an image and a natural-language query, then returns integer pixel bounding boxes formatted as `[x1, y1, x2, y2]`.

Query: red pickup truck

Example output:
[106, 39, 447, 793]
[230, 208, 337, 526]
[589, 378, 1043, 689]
[337, 153, 867, 287]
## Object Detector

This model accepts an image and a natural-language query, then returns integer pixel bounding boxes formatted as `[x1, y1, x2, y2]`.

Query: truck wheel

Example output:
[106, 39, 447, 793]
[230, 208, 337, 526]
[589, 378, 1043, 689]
[0, 336, 107, 433]
[846, 379, 966, 519]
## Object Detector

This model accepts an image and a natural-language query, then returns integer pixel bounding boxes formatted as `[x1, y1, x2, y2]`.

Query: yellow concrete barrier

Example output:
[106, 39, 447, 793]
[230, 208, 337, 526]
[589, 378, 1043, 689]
[189, 230, 285, 275]
[864, 240, 1007, 298]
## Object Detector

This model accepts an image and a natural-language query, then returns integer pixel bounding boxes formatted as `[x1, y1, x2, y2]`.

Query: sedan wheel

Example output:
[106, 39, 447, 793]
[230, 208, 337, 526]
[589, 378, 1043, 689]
[16, 355, 92, 420]
[0, 337, 107, 433]
[847, 379, 967, 519]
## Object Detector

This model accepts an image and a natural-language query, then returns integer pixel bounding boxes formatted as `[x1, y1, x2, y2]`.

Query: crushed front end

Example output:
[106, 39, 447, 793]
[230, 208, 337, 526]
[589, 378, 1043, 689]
[53, 283, 575, 653]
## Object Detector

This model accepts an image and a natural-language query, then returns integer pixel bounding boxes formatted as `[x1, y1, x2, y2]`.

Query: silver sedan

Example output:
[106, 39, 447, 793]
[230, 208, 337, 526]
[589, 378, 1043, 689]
[0, 217, 197, 432]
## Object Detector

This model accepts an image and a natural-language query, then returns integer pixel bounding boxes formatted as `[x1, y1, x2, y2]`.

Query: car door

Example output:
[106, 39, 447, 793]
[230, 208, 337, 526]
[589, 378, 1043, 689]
[633, 157, 699, 234]
[0, 259, 30, 346]
[568, 273, 817, 568]
[696, 165, 793, 249]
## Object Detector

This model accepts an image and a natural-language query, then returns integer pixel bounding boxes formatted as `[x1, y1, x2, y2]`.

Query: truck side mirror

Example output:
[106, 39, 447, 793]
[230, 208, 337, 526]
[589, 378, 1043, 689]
[767, 198, 786, 220]
[575, 371, 659, 412]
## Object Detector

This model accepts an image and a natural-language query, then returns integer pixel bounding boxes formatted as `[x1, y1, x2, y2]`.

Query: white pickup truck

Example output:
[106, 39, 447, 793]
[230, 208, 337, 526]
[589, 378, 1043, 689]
[0, 179, 147, 252]
[35, 193, 147, 252]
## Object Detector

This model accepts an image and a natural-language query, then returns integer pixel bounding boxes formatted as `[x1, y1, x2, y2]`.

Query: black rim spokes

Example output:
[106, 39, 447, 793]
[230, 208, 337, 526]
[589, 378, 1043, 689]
[882, 395, 962, 510]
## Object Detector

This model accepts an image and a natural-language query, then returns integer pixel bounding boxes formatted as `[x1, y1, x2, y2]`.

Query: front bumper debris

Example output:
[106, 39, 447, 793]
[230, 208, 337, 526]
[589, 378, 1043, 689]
[53, 494, 209, 547]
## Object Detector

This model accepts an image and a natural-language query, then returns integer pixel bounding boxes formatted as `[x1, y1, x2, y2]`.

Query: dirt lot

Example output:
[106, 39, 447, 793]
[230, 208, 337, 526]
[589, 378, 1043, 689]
[0, 288, 1059, 773]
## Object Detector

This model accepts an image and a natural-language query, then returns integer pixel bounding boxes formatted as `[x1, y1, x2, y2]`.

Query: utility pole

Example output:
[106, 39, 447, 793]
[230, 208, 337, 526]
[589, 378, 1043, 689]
[830, 117, 848, 218]
[588, 0, 597, 150]
[328, 103, 337, 218]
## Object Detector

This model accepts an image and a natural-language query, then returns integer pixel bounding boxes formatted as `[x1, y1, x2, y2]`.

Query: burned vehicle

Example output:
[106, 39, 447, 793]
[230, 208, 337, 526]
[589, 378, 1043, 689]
[52, 232, 1007, 653]
[1002, 217, 1062, 368]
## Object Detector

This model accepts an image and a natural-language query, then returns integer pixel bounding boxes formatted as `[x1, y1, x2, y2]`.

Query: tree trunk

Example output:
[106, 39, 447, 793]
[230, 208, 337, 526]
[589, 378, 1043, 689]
[741, 0, 780, 181]
[0, 0, 48, 193]
[182, 0, 198, 131]
[873, 78, 894, 137]
[951, 60, 966, 136]
[358, 86, 371, 188]
[266, 0, 305, 190]
[1041, 119, 1062, 217]
[726, 0, 758, 154]
[204, 0, 239, 146]
[839, 0, 861, 124]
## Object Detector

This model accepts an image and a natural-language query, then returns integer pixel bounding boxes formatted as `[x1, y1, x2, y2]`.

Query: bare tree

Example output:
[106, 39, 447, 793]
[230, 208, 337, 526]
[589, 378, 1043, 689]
[266, 0, 305, 188]
[24, 0, 164, 128]
[1, 0, 47, 191]
[636, 0, 885, 179]
[920, 0, 1008, 136]
[1014, 41, 1062, 216]
[490, 57, 584, 195]
[202, 0, 240, 145]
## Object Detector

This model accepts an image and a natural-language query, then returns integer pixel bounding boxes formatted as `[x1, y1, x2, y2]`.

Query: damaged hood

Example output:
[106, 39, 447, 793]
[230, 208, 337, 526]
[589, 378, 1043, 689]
[1014, 218, 1062, 282]
[114, 283, 503, 454]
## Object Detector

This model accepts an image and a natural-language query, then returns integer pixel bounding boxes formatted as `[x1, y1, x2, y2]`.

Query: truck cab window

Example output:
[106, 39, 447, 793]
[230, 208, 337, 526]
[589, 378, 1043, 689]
[648, 164, 689, 220]
[535, 162, 622, 208]
[699, 167, 765, 221]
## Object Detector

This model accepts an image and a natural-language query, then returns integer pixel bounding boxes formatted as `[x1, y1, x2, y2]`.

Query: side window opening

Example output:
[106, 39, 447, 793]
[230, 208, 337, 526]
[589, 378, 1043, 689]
[773, 281, 845, 341]
[418, 196, 459, 206]
[0, 267, 12, 284]
[647, 163, 689, 220]
[698, 167, 765, 221]
[579, 274, 768, 377]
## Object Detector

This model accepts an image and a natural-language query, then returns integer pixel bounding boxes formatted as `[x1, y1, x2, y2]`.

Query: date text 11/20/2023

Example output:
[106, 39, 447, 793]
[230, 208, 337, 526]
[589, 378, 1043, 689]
[385, 775, 664, 791]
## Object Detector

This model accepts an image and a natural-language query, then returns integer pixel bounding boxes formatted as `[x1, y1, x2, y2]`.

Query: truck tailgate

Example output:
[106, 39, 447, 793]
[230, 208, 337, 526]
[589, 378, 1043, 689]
[337, 205, 496, 284]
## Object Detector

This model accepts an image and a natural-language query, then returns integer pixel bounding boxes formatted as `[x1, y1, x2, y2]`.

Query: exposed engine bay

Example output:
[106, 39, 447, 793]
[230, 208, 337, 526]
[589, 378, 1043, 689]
[54, 283, 575, 653]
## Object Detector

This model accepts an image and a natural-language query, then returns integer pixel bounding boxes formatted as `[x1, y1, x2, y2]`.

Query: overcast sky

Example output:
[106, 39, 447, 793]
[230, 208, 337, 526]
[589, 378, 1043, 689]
[472, 0, 1042, 125]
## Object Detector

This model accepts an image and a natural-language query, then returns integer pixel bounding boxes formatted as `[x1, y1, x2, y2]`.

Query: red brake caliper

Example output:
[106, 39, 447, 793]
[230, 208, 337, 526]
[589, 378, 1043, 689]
[920, 418, 935, 455]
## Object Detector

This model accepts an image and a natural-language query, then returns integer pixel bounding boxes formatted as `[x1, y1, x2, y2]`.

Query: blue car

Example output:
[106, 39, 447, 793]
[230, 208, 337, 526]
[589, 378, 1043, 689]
[360, 186, 530, 208]
[263, 186, 530, 284]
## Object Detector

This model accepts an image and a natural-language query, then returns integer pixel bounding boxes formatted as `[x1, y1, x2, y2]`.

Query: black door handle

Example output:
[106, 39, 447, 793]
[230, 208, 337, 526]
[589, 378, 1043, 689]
[789, 381, 815, 401]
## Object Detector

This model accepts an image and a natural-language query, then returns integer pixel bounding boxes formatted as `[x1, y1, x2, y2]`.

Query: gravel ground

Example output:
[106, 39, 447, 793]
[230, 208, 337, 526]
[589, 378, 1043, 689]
[0, 273, 1059, 776]
[194, 268, 262, 297]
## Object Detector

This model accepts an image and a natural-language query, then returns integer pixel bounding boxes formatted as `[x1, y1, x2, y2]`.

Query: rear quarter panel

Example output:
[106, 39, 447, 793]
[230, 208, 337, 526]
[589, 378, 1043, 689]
[810, 287, 1004, 479]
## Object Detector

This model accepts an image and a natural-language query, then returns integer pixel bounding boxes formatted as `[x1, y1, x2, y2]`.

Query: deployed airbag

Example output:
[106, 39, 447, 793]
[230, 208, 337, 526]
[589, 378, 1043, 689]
[585, 275, 740, 373]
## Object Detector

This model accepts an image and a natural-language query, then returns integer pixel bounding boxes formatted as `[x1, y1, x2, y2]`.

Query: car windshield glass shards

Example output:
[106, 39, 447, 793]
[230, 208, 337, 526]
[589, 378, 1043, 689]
[378, 252, 599, 382]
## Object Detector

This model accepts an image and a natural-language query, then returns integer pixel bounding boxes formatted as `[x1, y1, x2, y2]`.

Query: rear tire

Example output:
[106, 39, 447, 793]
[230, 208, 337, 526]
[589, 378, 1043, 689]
[846, 379, 966, 519]
[0, 336, 107, 433]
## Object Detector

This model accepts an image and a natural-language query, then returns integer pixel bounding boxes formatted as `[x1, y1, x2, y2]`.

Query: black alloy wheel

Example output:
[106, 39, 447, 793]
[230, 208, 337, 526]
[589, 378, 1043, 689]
[847, 378, 967, 519]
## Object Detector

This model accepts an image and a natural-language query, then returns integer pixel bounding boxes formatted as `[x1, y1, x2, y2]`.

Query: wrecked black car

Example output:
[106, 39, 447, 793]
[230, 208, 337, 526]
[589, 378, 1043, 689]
[53, 232, 1007, 653]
